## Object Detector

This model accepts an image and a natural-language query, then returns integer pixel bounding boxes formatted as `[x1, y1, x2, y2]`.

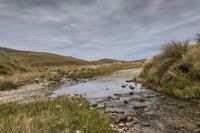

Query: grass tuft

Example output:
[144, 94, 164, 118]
[140, 34, 200, 99]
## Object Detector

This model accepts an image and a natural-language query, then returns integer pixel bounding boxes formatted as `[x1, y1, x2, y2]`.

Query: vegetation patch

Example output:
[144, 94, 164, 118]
[0, 96, 117, 133]
[140, 35, 200, 99]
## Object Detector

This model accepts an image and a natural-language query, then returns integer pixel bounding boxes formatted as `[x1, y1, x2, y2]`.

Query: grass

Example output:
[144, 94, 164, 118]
[0, 96, 117, 133]
[0, 71, 59, 91]
[0, 51, 26, 75]
[140, 34, 200, 99]
[55, 61, 143, 79]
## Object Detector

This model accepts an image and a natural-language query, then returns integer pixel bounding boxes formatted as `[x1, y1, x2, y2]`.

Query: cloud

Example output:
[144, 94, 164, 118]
[0, 0, 200, 60]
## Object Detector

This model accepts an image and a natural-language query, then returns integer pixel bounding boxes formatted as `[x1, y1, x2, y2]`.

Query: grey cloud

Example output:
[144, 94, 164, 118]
[0, 0, 200, 60]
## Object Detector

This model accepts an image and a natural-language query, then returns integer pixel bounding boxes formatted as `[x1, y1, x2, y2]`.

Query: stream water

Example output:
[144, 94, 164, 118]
[52, 69, 200, 133]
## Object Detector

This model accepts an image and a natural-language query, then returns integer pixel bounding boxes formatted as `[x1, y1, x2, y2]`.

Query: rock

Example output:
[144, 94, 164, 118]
[160, 96, 166, 99]
[138, 98, 146, 102]
[112, 115, 121, 124]
[90, 102, 98, 107]
[111, 114, 127, 124]
[56, 105, 62, 108]
[121, 84, 127, 88]
[97, 103, 106, 109]
[142, 123, 150, 127]
[129, 92, 134, 95]
[107, 96, 120, 100]
[75, 130, 82, 133]
[124, 100, 128, 104]
[129, 86, 135, 90]
[105, 107, 125, 114]
[175, 123, 184, 129]
[125, 121, 134, 127]
[118, 122, 125, 127]
[126, 80, 133, 83]
[110, 123, 115, 128]
[133, 103, 146, 109]
[145, 111, 155, 116]
[126, 116, 133, 122]
[105, 88, 109, 90]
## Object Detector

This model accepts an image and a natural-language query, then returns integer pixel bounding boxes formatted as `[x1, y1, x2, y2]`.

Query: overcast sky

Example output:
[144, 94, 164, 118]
[0, 0, 200, 60]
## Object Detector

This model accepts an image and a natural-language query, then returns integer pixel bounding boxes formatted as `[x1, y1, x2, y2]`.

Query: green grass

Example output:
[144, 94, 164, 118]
[140, 34, 200, 99]
[0, 96, 117, 133]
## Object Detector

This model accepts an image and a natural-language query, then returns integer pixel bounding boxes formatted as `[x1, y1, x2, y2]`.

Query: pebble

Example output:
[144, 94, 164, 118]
[142, 123, 150, 127]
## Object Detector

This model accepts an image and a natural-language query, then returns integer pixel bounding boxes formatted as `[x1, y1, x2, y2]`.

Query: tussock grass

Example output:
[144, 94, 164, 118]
[56, 62, 143, 79]
[140, 34, 200, 99]
[0, 96, 117, 133]
[0, 71, 58, 90]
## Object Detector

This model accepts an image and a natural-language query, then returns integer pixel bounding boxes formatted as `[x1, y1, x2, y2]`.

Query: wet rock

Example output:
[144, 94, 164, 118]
[142, 123, 150, 127]
[138, 98, 146, 102]
[90, 101, 98, 107]
[112, 114, 127, 124]
[145, 111, 155, 116]
[175, 123, 184, 129]
[129, 86, 135, 90]
[107, 96, 120, 100]
[125, 121, 135, 127]
[112, 115, 121, 124]
[160, 95, 166, 99]
[105, 107, 125, 114]
[118, 122, 125, 127]
[133, 103, 146, 109]
[97, 103, 106, 109]
[121, 84, 127, 88]
[129, 92, 134, 95]
[126, 80, 133, 83]
[124, 100, 128, 104]
[126, 116, 133, 122]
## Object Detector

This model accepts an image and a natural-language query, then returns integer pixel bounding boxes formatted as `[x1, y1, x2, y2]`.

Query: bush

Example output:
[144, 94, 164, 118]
[140, 35, 200, 99]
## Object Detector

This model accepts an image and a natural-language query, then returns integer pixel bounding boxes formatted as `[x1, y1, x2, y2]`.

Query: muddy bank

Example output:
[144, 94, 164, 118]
[53, 68, 200, 133]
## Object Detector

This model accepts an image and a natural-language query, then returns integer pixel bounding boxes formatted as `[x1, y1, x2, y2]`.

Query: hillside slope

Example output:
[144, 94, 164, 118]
[0, 47, 90, 67]
[0, 51, 26, 75]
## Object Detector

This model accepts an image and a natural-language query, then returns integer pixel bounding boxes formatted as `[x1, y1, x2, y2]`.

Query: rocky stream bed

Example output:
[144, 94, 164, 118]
[52, 69, 200, 133]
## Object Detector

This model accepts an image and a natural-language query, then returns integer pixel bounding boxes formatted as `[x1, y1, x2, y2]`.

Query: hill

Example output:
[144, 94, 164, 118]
[0, 47, 90, 67]
[0, 51, 26, 75]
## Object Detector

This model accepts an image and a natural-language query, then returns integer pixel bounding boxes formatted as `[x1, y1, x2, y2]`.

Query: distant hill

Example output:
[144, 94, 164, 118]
[0, 47, 91, 67]
[93, 58, 127, 64]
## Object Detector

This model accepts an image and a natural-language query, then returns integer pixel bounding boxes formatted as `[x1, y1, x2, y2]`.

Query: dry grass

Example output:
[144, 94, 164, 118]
[140, 34, 200, 99]
[0, 96, 117, 133]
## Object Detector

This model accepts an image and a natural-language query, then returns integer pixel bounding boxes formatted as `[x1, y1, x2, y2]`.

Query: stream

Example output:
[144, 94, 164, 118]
[52, 69, 200, 133]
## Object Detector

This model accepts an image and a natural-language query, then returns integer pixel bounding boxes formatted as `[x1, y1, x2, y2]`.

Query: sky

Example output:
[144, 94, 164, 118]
[0, 0, 200, 61]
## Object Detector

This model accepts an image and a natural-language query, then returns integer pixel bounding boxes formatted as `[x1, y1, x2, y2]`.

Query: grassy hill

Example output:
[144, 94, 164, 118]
[140, 35, 200, 99]
[0, 47, 91, 67]
[0, 51, 26, 75]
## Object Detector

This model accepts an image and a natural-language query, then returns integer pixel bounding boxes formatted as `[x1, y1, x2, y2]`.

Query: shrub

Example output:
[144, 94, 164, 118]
[140, 35, 200, 99]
